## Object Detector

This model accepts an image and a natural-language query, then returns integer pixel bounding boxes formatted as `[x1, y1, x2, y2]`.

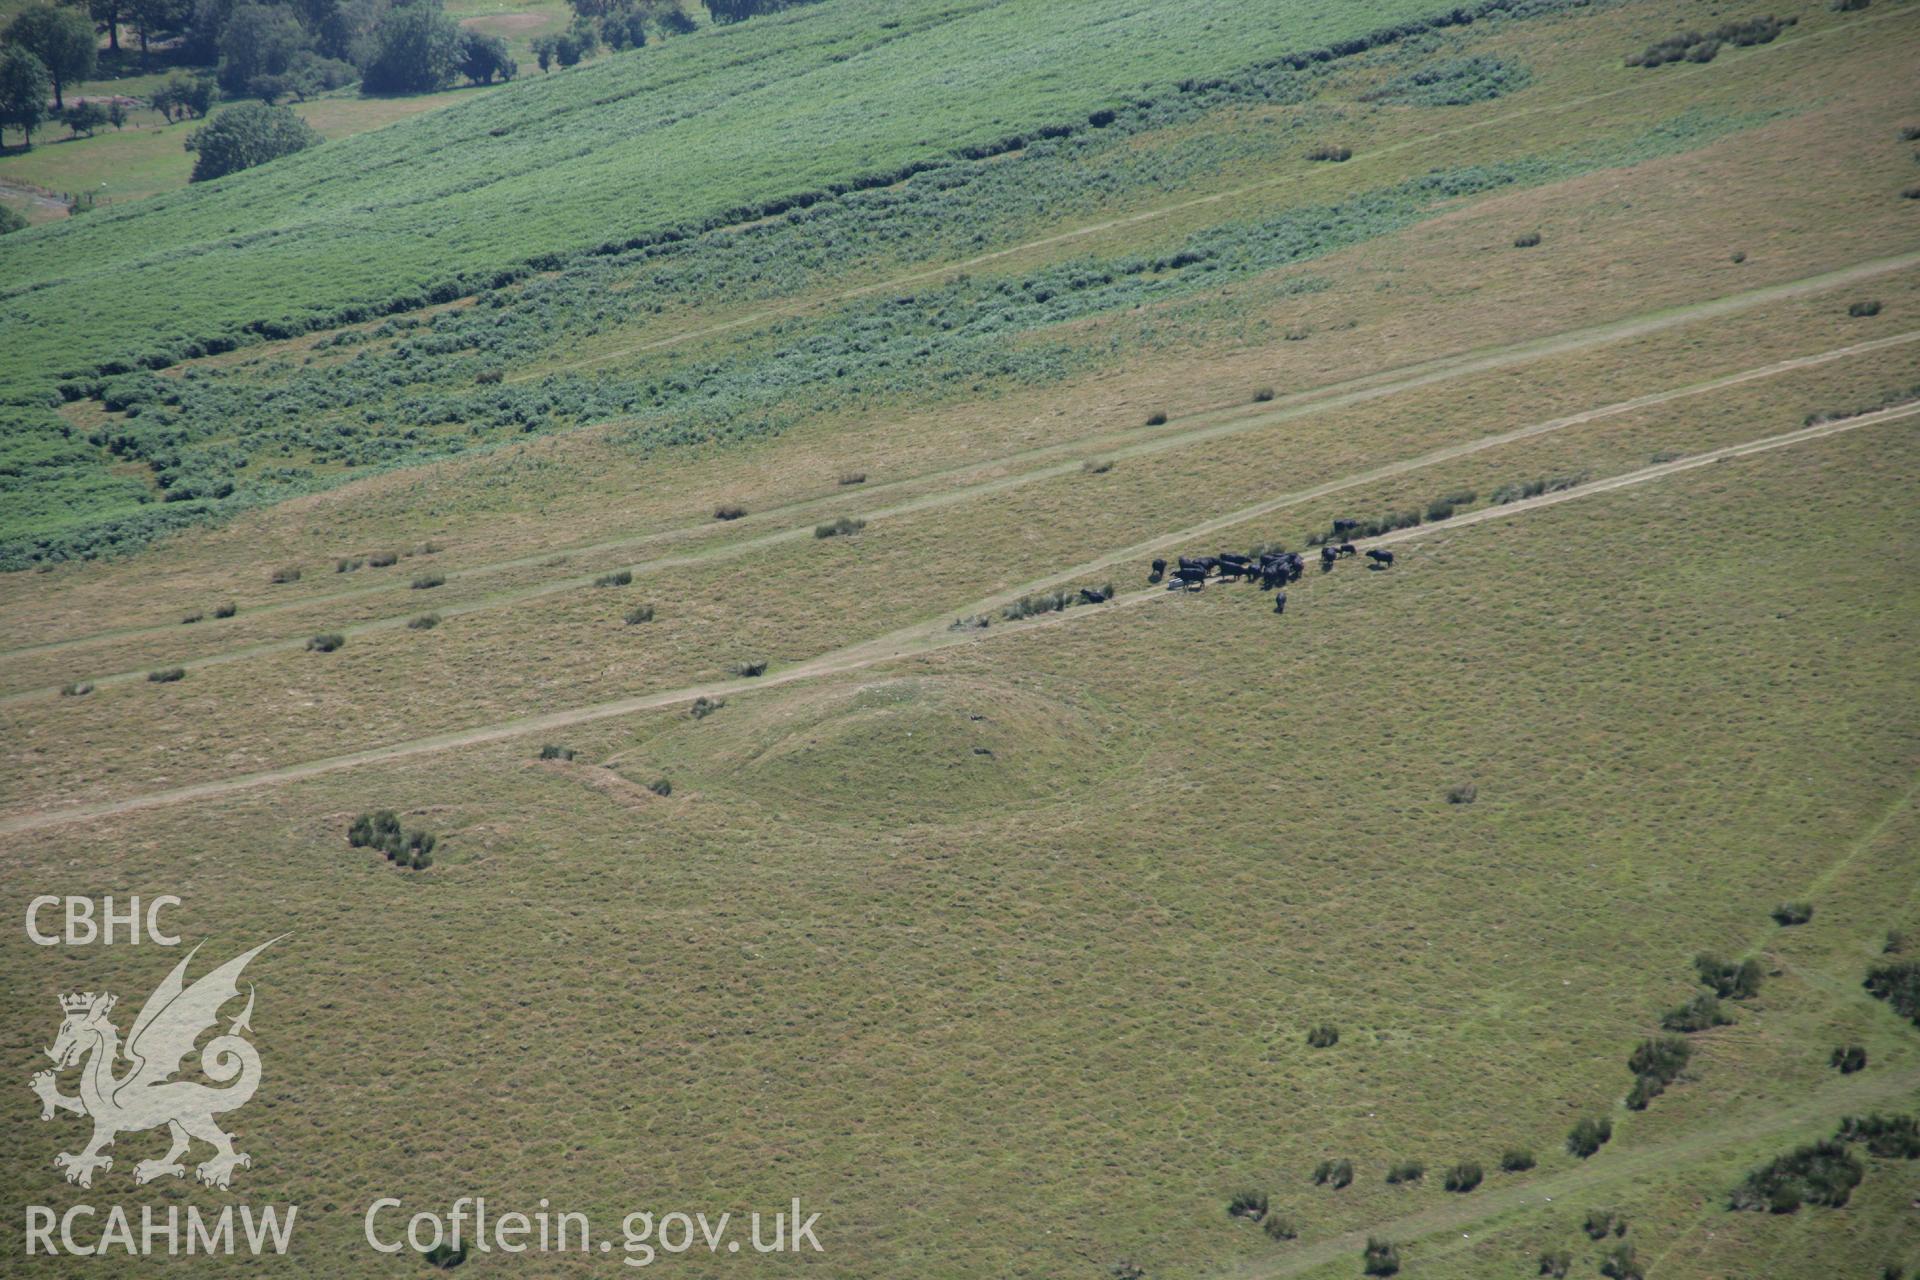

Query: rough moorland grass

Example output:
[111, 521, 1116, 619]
[0, 424, 1914, 1278]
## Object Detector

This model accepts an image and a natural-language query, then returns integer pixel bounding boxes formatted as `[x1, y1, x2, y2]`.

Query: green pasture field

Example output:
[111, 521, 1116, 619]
[0, 88, 484, 207]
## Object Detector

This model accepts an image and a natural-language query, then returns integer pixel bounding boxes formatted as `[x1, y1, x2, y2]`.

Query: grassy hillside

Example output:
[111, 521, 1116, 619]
[0, 0, 1613, 563]
[1, 0, 1917, 1275]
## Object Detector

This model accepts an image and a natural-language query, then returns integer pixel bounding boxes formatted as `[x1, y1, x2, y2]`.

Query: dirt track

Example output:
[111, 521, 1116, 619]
[7, 277, 1916, 687]
[4, 401, 1911, 836]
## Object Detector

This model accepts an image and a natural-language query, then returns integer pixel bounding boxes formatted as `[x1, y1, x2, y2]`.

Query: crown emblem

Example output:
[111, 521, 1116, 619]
[59, 992, 96, 1013]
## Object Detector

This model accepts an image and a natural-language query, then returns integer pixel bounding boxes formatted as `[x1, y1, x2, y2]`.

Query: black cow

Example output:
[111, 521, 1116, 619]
[1079, 585, 1112, 604]
[1258, 560, 1289, 590]
[1178, 555, 1218, 577]
[1149, 557, 1166, 583]
[1366, 548, 1395, 568]
[1337, 542, 1357, 558]
[1320, 546, 1337, 570]
[1168, 566, 1208, 590]
[1272, 591, 1288, 615]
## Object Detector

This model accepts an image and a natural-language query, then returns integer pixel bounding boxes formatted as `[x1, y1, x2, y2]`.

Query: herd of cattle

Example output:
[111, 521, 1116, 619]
[1149, 543, 1394, 613]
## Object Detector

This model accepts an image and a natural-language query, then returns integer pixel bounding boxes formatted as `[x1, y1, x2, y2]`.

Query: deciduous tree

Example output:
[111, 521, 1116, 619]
[4, 4, 98, 109]
[184, 97, 317, 179]
[0, 45, 53, 147]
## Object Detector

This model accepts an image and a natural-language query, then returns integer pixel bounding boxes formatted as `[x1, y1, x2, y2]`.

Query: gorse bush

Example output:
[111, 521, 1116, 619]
[1253, 387, 1275, 402]
[411, 572, 446, 589]
[148, 667, 186, 683]
[1145, 410, 1169, 426]
[594, 569, 634, 586]
[1490, 471, 1590, 504]
[1661, 991, 1732, 1032]
[1261, 1213, 1297, 1241]
[271, 565, 301, 583]
[1599, 1242, 1643, 1280]
[181, 611, 204, 624]
[1362, 1237, 1399, 1276]
[1835, 1113, 1920, 1159]
[214, 601, 237, 618]
[714, 504, 747, 521]
[731, 659, 769, 677]
[1500, 1148, 1535, 1172]
[1627, 16, 1793, 67]
[1730, 1139, 1862, 1212]
[1226, 1190, 1268, 1220]
[838, 471, 866, 485]
[814, 516, 866, 538]
[1306, 1023, 1339, 1048]
[1771, 901, 1813, 925]
[624, 604, 656, 625]
[1626, 1035, 1692, 1109]
[1695, 953, 1763, 999]
[408, 613, 440, 629]
[1385, 1160, 1424, 1184]
[1443, 1162, 1482, 1192]
[1081, 458, 1113, 474]
[1864, 959, 1920, 1027]
[1567, 1116, 1612, 1158]
[1307, 143, 1352, 162]
[1513, 230, 1541, 247]
[647, 777, 672, 797]
[1363, 55, 1530, 106]
[1003, 586, 1113, 621]
[1444, 783, 1477, 804]
[689, 696, 724, 720]
[347, 810, 438, 870]
[1829, 1045, 1867, 1074]
[1584, 1208, 1626, 1239]
[538, 744, 576, 761]
[367, 551, 398, 567]
[306, 632, 345, 652]
[1537, 1249, 1571, 1278]
[60, 681, 93, 696]
[1311, 1158, 1353, 1189]
[1847, 299, 1882, 317]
